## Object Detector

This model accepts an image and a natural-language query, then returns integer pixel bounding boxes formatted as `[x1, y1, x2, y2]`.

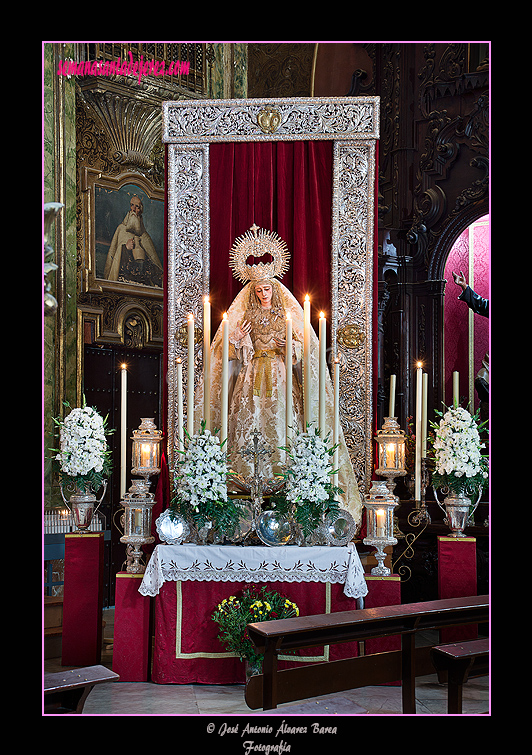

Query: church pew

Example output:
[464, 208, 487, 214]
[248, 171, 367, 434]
[44, 665, 119, 714]
[245, 595, 489, 713]
[430, 638, 489, 714]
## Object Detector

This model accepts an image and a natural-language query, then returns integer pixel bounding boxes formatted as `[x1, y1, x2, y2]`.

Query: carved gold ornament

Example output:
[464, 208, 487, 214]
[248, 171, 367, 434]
[337, 323, 366, 349]
[229, 224, 290, 283]
[257, 106, 281, 134]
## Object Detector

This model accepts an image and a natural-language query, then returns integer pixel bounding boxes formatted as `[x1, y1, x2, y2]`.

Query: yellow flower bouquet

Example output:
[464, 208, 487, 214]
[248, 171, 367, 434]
[212, 585, 299, 673]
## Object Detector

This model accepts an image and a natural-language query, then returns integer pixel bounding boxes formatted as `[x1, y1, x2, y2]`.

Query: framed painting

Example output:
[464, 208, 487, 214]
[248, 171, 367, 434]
[80, 169, 165, 298]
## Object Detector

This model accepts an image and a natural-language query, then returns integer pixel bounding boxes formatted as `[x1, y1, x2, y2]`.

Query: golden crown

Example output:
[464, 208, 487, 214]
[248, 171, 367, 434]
[229, 224, 290, 283]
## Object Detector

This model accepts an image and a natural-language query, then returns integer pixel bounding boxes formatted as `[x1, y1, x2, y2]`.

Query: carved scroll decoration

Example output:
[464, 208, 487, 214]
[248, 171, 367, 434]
[164, 97, 378, 491]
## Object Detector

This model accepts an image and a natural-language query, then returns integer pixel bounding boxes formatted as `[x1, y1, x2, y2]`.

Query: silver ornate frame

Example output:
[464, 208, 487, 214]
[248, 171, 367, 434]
[163, 96, 379, 491]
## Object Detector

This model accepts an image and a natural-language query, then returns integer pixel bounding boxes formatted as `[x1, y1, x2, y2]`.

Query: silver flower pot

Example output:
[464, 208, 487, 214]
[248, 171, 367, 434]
[433, 487, 481, 538]
[60, 481, 107, 533]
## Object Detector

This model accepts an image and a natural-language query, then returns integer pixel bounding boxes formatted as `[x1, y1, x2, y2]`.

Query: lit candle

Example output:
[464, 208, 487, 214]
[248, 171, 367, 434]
[120, 363, 127, 498]
[285, 312, 293, 448]
[318, 312, 326, 435]
[385, 443, 396, 469]
[415, 362, 423, 502]
[422, 372, 428, 457]
[376, 509, 386, 538]
[389, 374, 396, 417]
[303, 295, 311, 429]
[141, 442, 151, 468]
[203, 296, 211, 431]
[453, 371, 459, 407]
[221, 313, 229, 446]
[176, 358, 184, 453]
[333, 357, 340, 491]
[187, 314, 195, 437]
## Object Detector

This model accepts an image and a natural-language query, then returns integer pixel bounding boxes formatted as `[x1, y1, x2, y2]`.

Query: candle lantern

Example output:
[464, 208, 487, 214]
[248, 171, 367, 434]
[131, 418, 163, 493]
[120, 418, 163, 573]
[375, 417, 407, 489]
[363, 480, 398, 576]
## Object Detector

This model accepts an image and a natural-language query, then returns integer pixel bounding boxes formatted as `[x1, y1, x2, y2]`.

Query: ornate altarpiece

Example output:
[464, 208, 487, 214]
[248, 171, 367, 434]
[163, 97, 379, 491]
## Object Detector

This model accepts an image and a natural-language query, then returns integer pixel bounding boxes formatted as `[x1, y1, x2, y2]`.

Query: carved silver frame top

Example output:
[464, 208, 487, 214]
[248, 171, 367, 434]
[165, 97, 378, 493]
[162, 96, 379, 143]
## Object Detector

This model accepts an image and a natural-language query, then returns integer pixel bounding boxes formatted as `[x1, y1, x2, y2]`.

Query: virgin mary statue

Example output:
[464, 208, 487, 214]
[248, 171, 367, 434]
[194, 225, 362, 527]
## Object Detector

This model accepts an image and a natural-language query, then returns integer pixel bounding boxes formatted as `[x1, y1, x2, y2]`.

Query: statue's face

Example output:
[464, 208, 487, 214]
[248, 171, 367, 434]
[254, 283, 273, 307]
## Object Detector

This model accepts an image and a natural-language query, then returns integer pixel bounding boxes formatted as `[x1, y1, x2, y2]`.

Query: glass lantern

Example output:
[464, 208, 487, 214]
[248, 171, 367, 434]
[375, 417, 406, 481]
[120, 418, 163, 573]
[131, 418, 163, 494]
[363, 480, 398, 576]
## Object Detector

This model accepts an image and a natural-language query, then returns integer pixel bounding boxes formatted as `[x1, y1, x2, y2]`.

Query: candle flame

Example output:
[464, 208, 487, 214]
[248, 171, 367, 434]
[176, 357, 182, 363]
[286, 311, 291, 320]
[304, 294, 310, 302]
[121, 363, 127, 370]
[188, 313, 194, 321]
[223, 312, 227, 321]
[417, 361, 423, 368]
[204, 295, 209, 304]
[319, 311, 325, 319]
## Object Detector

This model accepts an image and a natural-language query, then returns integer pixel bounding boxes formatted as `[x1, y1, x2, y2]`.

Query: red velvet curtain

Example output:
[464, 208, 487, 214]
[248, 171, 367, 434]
[208, 140, 333, 336]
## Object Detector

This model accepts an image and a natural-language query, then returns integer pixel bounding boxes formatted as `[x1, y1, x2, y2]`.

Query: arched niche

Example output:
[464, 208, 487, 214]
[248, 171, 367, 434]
[163, 97, 379, 489]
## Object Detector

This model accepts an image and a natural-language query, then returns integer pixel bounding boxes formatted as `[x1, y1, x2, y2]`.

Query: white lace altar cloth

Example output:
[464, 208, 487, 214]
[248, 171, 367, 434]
[139, 543, 368, 600]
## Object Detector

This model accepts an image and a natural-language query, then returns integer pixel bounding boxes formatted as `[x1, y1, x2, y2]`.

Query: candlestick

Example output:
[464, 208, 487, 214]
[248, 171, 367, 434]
[415, 362, 423, 502]
[303, 295, 311, 429]
[453, 371, 459, 407]
[187, 314, 195, 437]
[221, 313, 229, 446]
[422, 372, 428, 457]
[203, 296, 211, 431]
[285, 312, 293, 449]
[389, 374, 396, 417]
[333, 357, 340, 492]
[318, 312, 326, 435]
[120, 363, 127, 498]
[176, 358, 184, 453]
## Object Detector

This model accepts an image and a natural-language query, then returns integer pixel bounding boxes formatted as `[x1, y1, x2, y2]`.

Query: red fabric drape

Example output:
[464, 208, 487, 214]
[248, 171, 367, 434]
[208, 140, 333, 337]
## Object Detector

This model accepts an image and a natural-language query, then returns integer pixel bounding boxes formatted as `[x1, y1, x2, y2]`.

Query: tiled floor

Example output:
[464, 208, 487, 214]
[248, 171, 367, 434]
[44, 608, 490, 717]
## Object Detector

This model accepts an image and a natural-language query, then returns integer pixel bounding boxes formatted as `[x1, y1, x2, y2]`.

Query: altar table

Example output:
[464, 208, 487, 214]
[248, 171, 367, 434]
[139, 544, 368, 685]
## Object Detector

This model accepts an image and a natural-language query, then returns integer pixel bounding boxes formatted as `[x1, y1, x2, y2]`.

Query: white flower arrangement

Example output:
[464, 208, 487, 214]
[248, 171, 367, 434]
[52, 400, 113, 492]
[177, 426, 228, 511]
[285, 428, 332, 505]
[170, 422, 241, 536]
[431, 405, 488, 495]
[277, 426, 341, 537]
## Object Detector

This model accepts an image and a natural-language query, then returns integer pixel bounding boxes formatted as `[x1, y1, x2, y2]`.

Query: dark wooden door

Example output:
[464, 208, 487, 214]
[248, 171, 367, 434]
[83, 345, 162, 606]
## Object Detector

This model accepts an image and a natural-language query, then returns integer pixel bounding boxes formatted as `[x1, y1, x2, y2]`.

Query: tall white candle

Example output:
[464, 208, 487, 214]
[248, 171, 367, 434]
[333, 357, 340, 492]
[203, 296, 211, 431]
[422, 372, 428, 457]
[176, 358, 184, 453]
[453, 371, 459, 407]
[285, 312, 293, 448]
[187, 314, 195, 438]
[389, 374, 396, 417]
[120, 363, 127, 498]
[415, 362, 423, 501]
[221, 313, 229, 447]
[318, 312, 326, 435]
[303, 295, 311, 429]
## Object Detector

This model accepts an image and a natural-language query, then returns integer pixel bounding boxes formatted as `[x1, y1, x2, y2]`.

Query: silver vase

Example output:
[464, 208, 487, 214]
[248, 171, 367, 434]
[433, 487, 481, 538]
[60, 481, 107, 533]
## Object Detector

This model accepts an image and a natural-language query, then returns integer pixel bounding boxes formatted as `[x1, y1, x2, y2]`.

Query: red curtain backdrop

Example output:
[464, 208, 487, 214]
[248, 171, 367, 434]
[208, 140, 334, 337]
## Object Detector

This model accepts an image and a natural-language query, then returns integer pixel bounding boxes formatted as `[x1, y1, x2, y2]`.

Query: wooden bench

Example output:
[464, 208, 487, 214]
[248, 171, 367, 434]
[431, 638, 489, 713]
[246, 595, 489, 714]
[44, 665, 120, 714]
